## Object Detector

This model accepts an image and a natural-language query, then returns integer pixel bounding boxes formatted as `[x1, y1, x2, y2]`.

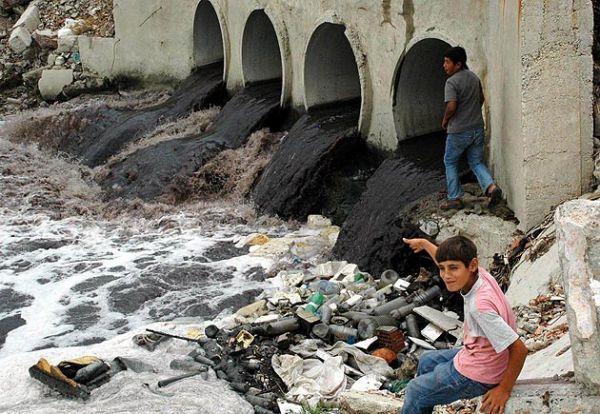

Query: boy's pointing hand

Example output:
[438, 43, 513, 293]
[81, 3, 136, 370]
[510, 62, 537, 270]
[402, 238, 426, 253]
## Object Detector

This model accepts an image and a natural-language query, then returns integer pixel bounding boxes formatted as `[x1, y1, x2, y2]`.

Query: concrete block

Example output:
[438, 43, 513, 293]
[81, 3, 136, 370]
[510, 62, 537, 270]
[12, 1, 40, 32]
[555, 199, 600, 391]
[506, 243, 561, 307]
[8, 26, 32, 53]
[337, 390, 404, 414]
[78, 35, 118, 78]
[436, 212, 518, 268]
[37, 69, 73, 101]
[518, 333, 572, 381]
[504, 380, 600, 413]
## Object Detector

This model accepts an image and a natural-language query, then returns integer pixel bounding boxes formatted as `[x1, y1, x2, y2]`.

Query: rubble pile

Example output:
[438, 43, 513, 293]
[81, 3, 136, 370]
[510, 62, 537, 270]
[0, 0, 114, 116]
[514, 285, 567, 352]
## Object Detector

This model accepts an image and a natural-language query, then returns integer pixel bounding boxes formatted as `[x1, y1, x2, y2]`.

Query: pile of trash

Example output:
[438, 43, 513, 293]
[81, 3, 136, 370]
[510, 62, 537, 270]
[1, 0, 113, 115]
[27, 215, 467, 413]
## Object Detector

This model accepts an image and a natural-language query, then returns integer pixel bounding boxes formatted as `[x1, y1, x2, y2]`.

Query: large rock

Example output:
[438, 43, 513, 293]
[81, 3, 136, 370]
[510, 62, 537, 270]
[12, 1, 40, 32]
[37, 69, 73, 101]
[555, 199, 600, 390]
[436, 211, 518, 268]
[8, 26, 32, 53]
[517, 333, 572, 380]
[506, 242, 561, 307]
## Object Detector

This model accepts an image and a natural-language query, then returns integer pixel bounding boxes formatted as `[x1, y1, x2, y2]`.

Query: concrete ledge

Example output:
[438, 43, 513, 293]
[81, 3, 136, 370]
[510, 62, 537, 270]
[504, 380, 600, 413]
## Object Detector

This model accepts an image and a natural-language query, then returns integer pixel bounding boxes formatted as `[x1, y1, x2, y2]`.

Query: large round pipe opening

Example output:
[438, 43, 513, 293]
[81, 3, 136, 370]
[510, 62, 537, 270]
[393, 38, 451, 140]
[193, 0, 224, 70]
[242, 10, 282, 84]
[304, 23, 361, 108]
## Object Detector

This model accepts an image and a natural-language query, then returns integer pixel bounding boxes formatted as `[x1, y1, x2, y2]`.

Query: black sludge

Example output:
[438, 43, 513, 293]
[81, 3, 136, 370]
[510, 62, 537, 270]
[102, 81, 282, 201]
[332, 133, 447, 275]
[253, 102, 377, 222]
[65, 63, 224, 167]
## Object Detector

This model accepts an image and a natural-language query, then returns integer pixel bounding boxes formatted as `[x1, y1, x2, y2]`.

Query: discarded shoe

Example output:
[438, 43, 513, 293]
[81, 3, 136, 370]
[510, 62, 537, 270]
[488, 185, 503, 208]
[29, 358, 91, 400]
[440, 199, 464, 210]
[133, 332, 168, 351]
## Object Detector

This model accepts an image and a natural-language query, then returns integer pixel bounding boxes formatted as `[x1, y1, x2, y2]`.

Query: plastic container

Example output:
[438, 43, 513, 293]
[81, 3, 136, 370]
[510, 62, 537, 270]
[380, 269, 399, 287]
[405, 314, 421, 339]
[316, 280, 341, 295]
[312, 323, 330, 339]
[329, 325, 358, 340]
[358, 316, 397, 339]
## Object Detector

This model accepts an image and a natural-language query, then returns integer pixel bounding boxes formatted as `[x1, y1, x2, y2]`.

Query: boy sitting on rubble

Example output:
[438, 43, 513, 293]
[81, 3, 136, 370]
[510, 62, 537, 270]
[401, 235, 528, 414]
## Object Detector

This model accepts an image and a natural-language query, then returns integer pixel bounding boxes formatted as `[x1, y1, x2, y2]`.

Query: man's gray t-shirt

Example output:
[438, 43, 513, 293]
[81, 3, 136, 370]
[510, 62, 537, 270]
[444, 69, 484, 134]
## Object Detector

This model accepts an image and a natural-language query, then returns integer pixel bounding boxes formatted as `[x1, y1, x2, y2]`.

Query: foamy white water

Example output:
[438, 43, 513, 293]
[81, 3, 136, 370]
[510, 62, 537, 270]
[0, 209, 276, 357]
[0, 320, 255, 414]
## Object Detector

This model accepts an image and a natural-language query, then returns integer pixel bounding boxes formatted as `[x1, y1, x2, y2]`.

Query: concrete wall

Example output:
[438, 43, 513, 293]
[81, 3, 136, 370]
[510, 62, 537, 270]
[79, 0, 595, 230]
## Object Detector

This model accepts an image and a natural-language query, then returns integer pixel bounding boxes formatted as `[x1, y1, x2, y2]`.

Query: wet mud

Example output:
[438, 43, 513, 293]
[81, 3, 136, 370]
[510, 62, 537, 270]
[332, 133, 448, 275]
[253, 101, 380, 223]
[60, 63, 225, 166]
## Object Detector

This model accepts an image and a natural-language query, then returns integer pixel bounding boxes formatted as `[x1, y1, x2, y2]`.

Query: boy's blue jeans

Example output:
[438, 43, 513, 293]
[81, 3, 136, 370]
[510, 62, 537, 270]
[444, 127, 495, 200]
[400, 349, 495, 414]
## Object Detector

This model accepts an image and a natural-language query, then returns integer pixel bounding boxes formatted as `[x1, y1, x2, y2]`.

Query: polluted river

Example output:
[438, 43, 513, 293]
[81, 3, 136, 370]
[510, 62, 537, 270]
[0, 60, 461, 413]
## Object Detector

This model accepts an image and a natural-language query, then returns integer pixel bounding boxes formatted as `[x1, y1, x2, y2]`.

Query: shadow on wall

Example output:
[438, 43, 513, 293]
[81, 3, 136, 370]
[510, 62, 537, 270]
[393, 38, 450, 141]
[242, 10, 282, 85]
[194, 0, 225, 73]
[304, 23, 361, 109]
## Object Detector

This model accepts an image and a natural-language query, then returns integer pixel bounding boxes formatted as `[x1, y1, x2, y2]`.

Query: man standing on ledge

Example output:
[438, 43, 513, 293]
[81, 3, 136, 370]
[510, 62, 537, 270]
[441, 46, 502, 210]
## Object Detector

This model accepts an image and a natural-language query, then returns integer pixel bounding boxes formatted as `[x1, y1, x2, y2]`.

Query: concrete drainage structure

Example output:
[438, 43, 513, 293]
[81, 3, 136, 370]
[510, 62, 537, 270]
[78, 0, 595, 231]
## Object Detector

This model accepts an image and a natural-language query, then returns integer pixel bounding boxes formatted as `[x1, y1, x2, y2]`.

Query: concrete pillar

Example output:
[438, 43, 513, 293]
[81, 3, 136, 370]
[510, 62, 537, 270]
[555, 199, 600, 391]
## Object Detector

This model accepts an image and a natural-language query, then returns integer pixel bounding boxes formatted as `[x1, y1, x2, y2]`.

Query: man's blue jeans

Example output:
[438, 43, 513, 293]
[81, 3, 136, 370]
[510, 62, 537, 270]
[400, 349, 494, 414]
[444, 127, 495, 200]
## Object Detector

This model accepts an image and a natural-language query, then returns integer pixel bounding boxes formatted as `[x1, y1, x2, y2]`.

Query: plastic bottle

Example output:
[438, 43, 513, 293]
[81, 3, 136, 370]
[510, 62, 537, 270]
[304, 292, 325, 314]
[312, 323, 330, 339]
[170, 357, 209, 372]
[320, 297, 339, 324]
[316, 280, 341, 295]
[329, 325, 358, 340]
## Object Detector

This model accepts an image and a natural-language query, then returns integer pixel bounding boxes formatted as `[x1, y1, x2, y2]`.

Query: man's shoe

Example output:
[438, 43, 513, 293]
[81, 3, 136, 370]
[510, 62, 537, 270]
[488, 186, 503, 208]
[441, 199, 464, 210]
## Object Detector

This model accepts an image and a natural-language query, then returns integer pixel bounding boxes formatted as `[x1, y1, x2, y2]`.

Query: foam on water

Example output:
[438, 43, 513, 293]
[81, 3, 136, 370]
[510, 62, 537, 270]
[0, 321, 254, 414]
[0, 210, 276, 357]
[0, 135, 288, 359]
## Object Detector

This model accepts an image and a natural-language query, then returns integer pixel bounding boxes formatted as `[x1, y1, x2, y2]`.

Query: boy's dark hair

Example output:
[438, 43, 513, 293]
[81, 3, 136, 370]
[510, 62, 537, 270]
[444, 46, 468, 69]
[435, 235, 477, 267]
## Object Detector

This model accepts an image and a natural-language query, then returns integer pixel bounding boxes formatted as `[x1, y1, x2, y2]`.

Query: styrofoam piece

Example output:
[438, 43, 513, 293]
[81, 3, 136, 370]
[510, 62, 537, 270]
[354, 336, 379, 351]
[421, 323, 444, 342]
[252, 314, 279, 324]
[408, 336, 437, 350]
[393, 278, 411, 292]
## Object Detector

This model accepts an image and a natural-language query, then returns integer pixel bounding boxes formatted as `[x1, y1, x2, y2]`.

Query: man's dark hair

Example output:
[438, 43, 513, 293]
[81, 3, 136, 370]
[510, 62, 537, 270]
[444, 46, 468, 69]
[435, 235, 477, 267]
